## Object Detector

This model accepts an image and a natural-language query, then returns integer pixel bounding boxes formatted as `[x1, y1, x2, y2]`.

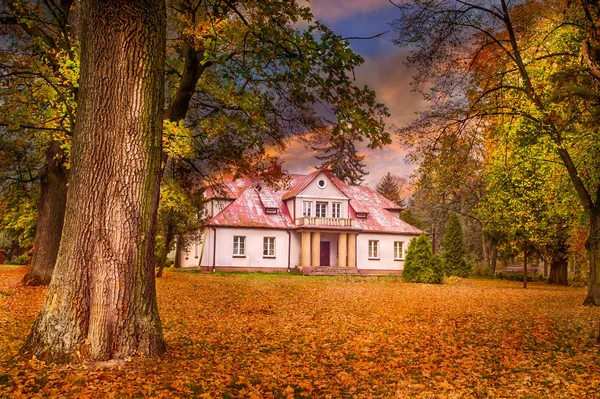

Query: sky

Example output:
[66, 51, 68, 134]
[281, 0, 426, 187]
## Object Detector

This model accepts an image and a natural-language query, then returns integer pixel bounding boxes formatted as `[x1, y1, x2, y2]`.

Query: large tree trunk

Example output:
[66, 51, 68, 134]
[548, 254, 569, 286]
[584, 216, 600, 305]
[490, 246, 498, 275]
[174, 239, 184, 269]
[21, 141, 67, 286]
[156, 221, 174, 278]
[523, 250, 528, 289]
[22, 0, 166, 363]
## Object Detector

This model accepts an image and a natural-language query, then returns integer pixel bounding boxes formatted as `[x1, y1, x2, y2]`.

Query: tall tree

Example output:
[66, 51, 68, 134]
[1, 0, 76, 285]
[23, 0, 166, 362]
[393, 0, 600, 304]
[2, 0, 391, 286]
[313, 132, 371, 185]
[443, 212, 470, 277]
[376, 172, 405, 206]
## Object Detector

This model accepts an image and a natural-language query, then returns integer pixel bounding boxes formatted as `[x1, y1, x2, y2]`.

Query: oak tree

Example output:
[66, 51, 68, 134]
[22, 0, 167, 362]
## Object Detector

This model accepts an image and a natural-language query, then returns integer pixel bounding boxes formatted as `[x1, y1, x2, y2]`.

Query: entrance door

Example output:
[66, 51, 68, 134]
[320, 241, 330, 266]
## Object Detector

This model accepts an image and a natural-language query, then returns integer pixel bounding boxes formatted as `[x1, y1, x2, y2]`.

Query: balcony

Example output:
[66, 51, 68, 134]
[295, 217, 355, 227]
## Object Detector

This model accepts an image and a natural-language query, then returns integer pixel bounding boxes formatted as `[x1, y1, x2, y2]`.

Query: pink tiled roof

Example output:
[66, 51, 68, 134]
[206, 171, 422, 235]
[257, 188, 280, 209]
[281, 170, 321, 200]
[205, 177, 255, 199]
[209, 186, 295, 229]
[333, 181, 422, 235]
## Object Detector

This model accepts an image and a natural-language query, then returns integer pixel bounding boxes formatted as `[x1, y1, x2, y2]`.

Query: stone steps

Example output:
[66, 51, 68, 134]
[309, 267, 360, 276]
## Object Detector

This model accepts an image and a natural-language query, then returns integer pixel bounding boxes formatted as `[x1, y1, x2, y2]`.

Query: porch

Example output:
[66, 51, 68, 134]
[299, 231, 358, 275]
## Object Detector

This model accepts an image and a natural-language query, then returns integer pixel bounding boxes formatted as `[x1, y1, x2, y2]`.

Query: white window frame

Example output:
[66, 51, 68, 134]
[368, 240, 379, 259]
[332, 202, 341, 218]
[394, 241, 404, 260]
[302, 201, 312, 217]
[263, 237, 276, 257]
[233, 236, 246, 257]
[316, 202, 328, 218]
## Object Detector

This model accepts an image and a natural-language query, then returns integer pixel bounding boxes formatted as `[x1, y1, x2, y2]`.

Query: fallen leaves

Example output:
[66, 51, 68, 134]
[1, 266, 600, 398]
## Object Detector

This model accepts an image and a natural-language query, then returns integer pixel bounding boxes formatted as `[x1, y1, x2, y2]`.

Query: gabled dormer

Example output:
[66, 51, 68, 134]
[257, 187, 280, 214]
[283, 170, 354, 227]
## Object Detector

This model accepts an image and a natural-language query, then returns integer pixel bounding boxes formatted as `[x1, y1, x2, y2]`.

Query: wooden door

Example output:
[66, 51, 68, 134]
[320, 241, 330, 266]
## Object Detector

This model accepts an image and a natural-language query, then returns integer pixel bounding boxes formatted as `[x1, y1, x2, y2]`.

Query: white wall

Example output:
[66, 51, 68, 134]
[294, 173, 349, 219]
[200, 228, 292, 269]
[356, 233, 416, 271]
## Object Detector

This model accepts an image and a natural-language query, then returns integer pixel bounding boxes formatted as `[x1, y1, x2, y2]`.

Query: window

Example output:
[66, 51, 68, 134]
[317, 179, 327, 189]
[263, 237, 276, 257]
[265, 207, 277, 214]
[368, 240, 379, 259]
[233, 236, 246, 257]
[316, 202, 327, 217]
[332, 202, 341, 218]
[394, 241, 404, 260]
[302, 201, 312, 217]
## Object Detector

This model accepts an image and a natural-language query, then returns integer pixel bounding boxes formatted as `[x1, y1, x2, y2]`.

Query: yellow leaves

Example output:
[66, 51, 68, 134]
[162, 120, 195, 159]
[2, 267, 600, 397]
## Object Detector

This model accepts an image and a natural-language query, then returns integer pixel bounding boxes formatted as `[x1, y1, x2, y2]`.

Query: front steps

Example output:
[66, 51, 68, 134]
[308, 267, 360, 276]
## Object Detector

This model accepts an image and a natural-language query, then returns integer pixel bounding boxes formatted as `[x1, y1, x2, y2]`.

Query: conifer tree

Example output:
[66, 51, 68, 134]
[314, 133, 368, 185]
[443, 213, 470, 277]
[403, 234, 443, 284]
[376, 172, 403, 206]
[400, 208, 424, 229]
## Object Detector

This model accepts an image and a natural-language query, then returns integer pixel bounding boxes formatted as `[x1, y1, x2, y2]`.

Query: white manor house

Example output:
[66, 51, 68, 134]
[177, 169, 422, 275]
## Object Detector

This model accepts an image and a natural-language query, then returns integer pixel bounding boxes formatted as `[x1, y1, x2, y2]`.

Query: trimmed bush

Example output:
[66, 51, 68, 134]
[443, 213, 471, 277]
[403, 234, 444, 284]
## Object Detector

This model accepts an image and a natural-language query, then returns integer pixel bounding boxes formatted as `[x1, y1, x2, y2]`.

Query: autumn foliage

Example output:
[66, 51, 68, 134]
[2, 265, 600, 397]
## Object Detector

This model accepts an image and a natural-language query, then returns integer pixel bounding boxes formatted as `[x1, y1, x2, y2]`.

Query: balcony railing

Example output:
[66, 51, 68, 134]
[295, 217, 354, 227]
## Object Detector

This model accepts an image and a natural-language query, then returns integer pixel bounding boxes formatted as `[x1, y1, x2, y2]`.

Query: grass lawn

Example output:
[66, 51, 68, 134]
[1, 267, 600, 398]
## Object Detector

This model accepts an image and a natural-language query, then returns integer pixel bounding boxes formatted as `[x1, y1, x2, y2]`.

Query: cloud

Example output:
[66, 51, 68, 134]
[304, 0, 392, 24]
[281, 2, 424, 187]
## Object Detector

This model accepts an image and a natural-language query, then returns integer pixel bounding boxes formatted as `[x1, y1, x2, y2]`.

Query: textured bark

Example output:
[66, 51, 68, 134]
[523, 250, 528, 289]
[490, 246, 498, 275]
[174, 240, 183, 269]
[584, 216, 600, 306]
[21, 141, 68, 286]
[547, 252, 569, 286]
[23, 0, 166, 363]
[156, 223, 174, 278]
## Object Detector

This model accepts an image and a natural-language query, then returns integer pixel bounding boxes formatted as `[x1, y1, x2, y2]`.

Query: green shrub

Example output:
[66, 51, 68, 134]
[442, 213, 471, 278]
[10, 253, 30, 265]
[403, 234, 444, 284]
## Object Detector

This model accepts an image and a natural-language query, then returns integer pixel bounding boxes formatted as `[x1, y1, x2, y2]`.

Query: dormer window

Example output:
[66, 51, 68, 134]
[317, 179, 327, 189]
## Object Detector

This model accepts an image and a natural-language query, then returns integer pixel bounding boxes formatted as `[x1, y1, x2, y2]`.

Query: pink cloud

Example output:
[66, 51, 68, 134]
[304, 0, 391, 23]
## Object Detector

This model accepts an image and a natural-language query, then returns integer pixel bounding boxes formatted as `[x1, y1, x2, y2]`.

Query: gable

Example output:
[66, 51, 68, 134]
[295, 172, 348, 199]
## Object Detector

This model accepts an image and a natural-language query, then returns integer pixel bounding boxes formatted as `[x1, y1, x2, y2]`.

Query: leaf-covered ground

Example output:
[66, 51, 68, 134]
[2, 266, 600, 398]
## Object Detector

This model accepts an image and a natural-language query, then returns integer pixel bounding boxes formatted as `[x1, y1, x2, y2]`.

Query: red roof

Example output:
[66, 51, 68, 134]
[281, 170, 321, 200]
[335, 181, 421, 234]
[206, 171, 422, 235]
[209, 186, 295, 229]
[205, 177, 254, 199]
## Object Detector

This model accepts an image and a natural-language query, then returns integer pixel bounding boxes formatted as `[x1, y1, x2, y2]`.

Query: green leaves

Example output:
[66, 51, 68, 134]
[443, 213, 470, 278]
[403, 234, 444, 284]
